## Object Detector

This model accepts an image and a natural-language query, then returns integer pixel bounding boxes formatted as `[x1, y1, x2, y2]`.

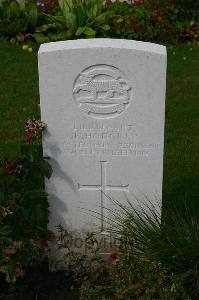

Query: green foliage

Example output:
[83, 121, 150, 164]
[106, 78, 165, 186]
[58, 0, 103, 27]
[113, 199, 199, 298]
[34, 0, 111, 42]
[0, 0, 198, 44]
[173, 0, 199, 18]
[80, 258, 187, 300]
[106, 0, 198, 43]
[0, 118, 52, 282]
[57, 227, 188, 299]
[0, 0, 38, 42]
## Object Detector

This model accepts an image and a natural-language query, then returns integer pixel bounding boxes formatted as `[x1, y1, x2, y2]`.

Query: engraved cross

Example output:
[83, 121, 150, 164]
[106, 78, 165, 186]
[78, 161, 129, 232]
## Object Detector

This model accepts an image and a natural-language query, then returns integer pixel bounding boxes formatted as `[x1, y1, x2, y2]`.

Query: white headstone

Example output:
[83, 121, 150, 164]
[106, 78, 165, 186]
[38, 39, 166, 261]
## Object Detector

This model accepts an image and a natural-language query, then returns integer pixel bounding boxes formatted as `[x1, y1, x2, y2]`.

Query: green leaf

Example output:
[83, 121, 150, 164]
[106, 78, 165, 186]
[76, 26, 96, 37]
[0, 225, 11, 236]
[46, 31, 67, 41]
[25, 189, 48, 200]
[84, 26, 96, 37]
[40, 159, 52, 179]
[43, 14, 65, 25]
[116, 17, 124, 23]
[25, 2, 38, 30]
[8, 1, 20, 20]
[76, 26, 86, 36]
[65, 12, 77, 31]
[93, 12, 109, 25]
[33, 33, 50, 44]
[56, 31, 68, 40]
[101, 24, 110, 31]
[59, 0, 73, 17]
[36, 24, 57, 33]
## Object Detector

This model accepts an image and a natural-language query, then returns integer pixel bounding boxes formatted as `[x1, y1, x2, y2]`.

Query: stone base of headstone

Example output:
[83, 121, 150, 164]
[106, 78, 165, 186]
[48, 230, 120, 271]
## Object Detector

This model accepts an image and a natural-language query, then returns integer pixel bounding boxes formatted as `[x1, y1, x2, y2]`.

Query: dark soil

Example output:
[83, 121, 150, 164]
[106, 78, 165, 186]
[0, 261, 79, 300]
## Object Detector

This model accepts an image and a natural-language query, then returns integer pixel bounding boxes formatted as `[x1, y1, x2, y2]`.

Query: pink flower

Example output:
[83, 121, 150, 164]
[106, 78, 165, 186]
[109, 253, 120, 266]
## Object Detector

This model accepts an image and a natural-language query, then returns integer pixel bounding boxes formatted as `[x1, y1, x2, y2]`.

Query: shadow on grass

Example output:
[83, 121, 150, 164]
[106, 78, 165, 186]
[163, 177, 199, 219]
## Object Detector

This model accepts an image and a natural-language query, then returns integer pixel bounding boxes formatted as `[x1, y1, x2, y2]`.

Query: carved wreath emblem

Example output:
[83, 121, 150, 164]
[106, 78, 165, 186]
[73, 65, 132, 119]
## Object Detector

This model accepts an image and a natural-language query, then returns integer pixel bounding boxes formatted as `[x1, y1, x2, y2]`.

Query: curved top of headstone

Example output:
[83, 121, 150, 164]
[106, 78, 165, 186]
[39, 38, 166, 56]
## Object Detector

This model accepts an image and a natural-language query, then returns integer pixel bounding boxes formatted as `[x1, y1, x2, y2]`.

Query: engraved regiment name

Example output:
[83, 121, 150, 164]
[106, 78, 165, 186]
[61, 122, 160, 158]
[73, 64, 132, 119]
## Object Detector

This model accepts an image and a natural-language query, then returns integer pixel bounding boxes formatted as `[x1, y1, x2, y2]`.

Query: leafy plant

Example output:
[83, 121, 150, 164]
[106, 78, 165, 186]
[106, 0, 199, 43]
[59, 0, 103, 27]
[111, 198, 199, 298]
[0, 117, 52, 282]
[0, 0, 38, 43]
[56, 226, 188, 299]
[34, 0, 111, 43]
[172, 0, 199, 20]
[0, 0, 198, 45]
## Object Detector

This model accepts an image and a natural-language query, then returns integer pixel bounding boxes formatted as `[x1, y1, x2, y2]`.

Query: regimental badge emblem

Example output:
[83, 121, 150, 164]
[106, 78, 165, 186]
[73, 64, 132, 119]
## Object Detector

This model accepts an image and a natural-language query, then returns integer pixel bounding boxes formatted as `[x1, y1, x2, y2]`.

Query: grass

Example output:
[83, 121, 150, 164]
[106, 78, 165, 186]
[0, 41, 198, 208]
[163, 45, 199, 212]
[0, 42, 39, 158]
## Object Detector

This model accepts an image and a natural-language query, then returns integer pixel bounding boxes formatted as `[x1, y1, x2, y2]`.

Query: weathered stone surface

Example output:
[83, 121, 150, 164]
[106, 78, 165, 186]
[38, 39, 167, 257]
